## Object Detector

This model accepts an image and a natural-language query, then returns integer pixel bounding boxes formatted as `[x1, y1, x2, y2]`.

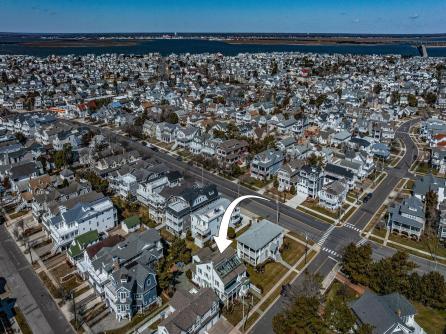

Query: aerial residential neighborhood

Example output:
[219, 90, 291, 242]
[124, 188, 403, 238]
[0, 5, 446, 333]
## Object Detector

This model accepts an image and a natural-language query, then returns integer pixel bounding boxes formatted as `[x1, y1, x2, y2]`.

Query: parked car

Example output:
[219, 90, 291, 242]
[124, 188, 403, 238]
[363, 193, 373, 203]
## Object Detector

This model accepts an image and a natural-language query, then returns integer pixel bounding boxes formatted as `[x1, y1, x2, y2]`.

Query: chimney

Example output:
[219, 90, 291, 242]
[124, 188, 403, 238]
[113, 258, 120, 271]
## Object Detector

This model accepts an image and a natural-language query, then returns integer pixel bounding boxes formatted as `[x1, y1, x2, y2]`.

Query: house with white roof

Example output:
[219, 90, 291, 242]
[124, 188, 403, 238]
[236, 219, 284, 266]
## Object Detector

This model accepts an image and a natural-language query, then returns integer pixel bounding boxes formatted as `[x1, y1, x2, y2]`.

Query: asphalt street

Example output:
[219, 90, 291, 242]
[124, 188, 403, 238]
[0, 225, 74, 334]
[67, 118, 446, 334]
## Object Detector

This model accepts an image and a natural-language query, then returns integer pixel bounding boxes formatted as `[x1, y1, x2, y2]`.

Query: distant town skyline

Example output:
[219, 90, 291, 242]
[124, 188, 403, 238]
[0, 0, 445, 34]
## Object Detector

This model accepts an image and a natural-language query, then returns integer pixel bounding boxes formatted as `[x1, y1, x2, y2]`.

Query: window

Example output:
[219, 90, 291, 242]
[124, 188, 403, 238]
[119, 292, 126, 300]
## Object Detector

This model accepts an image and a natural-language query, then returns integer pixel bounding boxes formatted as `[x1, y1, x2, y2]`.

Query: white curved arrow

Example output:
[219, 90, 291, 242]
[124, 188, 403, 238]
[214, 195, 270, 253]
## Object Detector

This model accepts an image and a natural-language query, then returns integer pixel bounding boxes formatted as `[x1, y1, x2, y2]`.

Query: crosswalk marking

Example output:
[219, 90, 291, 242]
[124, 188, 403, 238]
[322, 247, 341, 258]
[356, 238, 368, 246]
[317, 224, 336, 246]
[344, 223, 361, 232]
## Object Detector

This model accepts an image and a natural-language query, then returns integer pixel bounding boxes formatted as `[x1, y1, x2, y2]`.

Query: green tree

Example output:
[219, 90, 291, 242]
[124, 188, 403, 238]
[325, 296, 355, 334]
[341, 243, 373, 285]
[424, 92, 437, 106]
[419, 271, 446, 309]
[425, 190, 438, 232]
[156, 257, 174, 291]
[373, 83, 382, 95]
[369, 251, 416, 295]
[290, 185, 297, 195]
[167, 113, 179, 124]
[356, 324, 375, 334]
[227, 227, 236, 239]
[408, 94, 417, 107]
[15, 132, 27, 145]
[273, 295, 325, 334]
[273, 176, 279, 189]
[168, 237, 191, 265]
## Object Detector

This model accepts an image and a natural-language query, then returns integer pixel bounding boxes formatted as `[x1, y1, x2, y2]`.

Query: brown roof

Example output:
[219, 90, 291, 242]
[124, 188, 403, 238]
[86, 235, 124, 258]
[29, 175, 54, 193]
[160, 288, 218, 334]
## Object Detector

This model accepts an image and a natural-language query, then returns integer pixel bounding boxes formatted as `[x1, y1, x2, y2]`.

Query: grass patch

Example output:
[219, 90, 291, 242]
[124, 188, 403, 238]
[388, 243, 446, 266]
[9, 210, 29, 220]
[371, 227, 387, 239]
[324, 281, 359, 302]
[296, 250, 317, 271]
[50, 262, 74, 281]
[280, 237, 305, 266]
[61, 275, 81, 292]
[247, 262, 288, 294]
[369, 235, 384, 245]
[342, 206, 356, 222]
[259, 271, 298, 312]
[241, 176, 271, 190]
[388, 233, 446, 258]
[414, 162, 432, 175]
[301, 200, 339, 219]
[414, 302, 446, 334]
[105, 304, 168, 334]
[74, 286, 90, 298]
[235, 223, 252, 238]
[297, 207, 334, 224]
[288, 232, 315, 246]
[14, 307, 33, 334]
[244, 312, 260, 331]
[185, 239, 199, 255]
[38, 271, 62, 299]
[159, 228, 175, 243]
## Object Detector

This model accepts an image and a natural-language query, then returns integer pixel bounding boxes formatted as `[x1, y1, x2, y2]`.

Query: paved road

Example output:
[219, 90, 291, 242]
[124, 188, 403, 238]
[0, 225, 74, 334]
[251, 118, 446, 334]
[67, 118, 446, 333]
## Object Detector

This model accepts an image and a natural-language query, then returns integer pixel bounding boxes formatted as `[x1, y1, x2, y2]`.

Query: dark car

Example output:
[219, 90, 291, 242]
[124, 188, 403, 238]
[176, 156, 183, 162]
[151, 146, 159, 152]
[363, 193, 373, 203]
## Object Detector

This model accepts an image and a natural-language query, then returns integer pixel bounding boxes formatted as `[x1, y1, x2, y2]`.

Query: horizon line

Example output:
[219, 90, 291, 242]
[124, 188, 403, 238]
[1, 31, 446, 36]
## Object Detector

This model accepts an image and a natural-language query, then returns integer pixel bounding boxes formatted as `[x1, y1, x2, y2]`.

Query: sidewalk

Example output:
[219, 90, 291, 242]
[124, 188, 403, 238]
[236, 243, 320, 333]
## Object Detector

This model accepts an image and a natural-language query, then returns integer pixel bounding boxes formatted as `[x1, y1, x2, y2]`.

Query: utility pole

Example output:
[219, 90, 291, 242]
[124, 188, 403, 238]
[304, 233, 308, 265]
[201, 165, 204, 186]
[276, 199, 279, 224]
[72, 291, 77, 329]
[27, 240, 33, 264]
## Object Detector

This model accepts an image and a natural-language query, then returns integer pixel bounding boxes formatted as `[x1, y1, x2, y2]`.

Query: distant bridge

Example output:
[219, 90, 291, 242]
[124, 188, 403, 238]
[411, 41, 446, 57]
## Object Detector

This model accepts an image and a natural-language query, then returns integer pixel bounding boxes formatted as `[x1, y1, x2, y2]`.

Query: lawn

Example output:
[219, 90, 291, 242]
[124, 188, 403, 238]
[9, 210, 29, 220]
[325, 281, 359, 303]
[297, 207, 334, 224]
[61, 275, 82, 293]
[372, 227, 387, 239]
[259, 271, 298, 312]
[280, 237, 305, 266]
[414, 302, 446, 334]
[159, 228, 175, 243]
[342, 206, 356, 222]
[38, 271, 62, 299]
[301, 200, 339, 219]
[287, 231, 315, 246]
[247, 262, 288, 294]
[14, 307, 33, 334]
[105, 304, 168, 334]
[388, 233, 446, 258]
[50, 262, 74, 281]
[222, 294, 259, 326]
[296, 250, 317, 271]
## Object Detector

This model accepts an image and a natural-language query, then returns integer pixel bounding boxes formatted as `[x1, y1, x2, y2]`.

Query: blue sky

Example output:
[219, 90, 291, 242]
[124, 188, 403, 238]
[0, 0, 445, 33]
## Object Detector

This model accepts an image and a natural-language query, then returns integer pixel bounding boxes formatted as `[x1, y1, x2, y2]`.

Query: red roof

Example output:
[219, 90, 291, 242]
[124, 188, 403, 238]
[86, 235, 123, 258]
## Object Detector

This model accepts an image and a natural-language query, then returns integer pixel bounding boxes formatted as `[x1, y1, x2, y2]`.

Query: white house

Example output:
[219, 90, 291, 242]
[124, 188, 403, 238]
[236, 219, 284, 267]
